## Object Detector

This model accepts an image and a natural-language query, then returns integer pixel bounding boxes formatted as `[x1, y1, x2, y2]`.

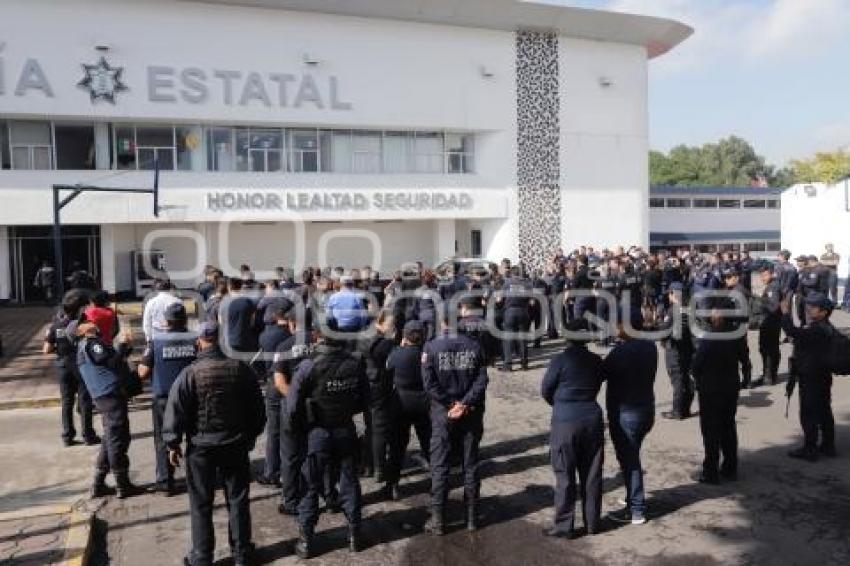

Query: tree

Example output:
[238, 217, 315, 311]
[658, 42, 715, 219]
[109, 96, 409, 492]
[650, 136, 784, 187]
[789, 150, 850, 185]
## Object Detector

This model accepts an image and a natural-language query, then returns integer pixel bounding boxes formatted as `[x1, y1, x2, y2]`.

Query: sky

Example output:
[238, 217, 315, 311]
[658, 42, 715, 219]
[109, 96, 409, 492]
[544, 0, 850, 167]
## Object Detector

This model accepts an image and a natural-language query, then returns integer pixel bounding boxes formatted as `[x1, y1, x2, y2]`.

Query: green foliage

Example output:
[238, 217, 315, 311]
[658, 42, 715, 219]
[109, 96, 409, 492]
[650, 136, 784, 187]
[789, 150, 850, 185]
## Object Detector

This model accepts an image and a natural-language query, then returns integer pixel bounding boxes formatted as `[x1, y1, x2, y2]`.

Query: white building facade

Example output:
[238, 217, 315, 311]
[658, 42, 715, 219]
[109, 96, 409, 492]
[649, 186, 782, 255]
[781, 180, 850, 284]
[0, 0, 690, 301]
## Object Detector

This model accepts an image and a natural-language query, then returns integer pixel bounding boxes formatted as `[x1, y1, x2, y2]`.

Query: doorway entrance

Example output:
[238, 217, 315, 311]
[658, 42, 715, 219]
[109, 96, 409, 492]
[8, 225, 101, 303]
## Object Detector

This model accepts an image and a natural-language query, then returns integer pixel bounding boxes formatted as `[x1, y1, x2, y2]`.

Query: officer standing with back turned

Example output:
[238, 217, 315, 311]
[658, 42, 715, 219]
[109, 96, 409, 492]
[163, 322, 266, 566]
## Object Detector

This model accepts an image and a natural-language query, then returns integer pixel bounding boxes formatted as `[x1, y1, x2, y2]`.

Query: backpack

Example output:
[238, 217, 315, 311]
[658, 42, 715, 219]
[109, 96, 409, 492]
[827, 326, 850, 376]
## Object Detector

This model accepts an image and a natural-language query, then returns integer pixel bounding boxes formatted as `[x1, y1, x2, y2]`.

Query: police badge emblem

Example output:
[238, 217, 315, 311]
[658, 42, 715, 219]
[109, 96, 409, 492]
[78, 57, 128, 104]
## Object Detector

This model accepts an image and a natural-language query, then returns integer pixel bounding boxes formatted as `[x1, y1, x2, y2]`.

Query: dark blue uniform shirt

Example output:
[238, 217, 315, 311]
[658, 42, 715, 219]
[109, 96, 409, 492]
[140, 332, 198, 397]
[422, 330, 488, 408]
[541, 345, 604, 422]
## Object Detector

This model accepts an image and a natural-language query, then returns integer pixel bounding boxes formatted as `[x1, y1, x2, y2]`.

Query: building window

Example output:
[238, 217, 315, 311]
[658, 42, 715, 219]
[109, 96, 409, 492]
[54, 124, 96, 170]
[236, 128, 283, 172]
[9, 121, 53, 170]
[471, 229, 482, 257]
[743, 242, 766, 252]
[666, 198, 691, 208]
[766, 242, 781, 251]
[767, 200, 780, 209]
[743, 199, 766, 208]
[351, 131, 382, 174]
[114, 125, 186, 170]
[445, 133, 474, 173]
[719, 243, 741, 252]
[207, 128, 236, 171]
[696, 244, 717, 253]
[289, 129, 320, 172]
[383, 131, 412, 174]
[0, 121, 11, 170]
[719, 199, 740, 208]
[649, 198, 665, 208]
[693, 199, 718, 208]
[413, 132, 444, 173]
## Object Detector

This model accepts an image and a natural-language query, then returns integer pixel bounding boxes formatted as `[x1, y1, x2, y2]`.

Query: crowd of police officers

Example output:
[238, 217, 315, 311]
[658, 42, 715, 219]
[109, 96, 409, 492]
[40, 242, 847, 564]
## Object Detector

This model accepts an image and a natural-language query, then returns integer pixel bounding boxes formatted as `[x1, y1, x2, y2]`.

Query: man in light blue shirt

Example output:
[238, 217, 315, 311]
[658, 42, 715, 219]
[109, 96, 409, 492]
[326, 276, 369, 332]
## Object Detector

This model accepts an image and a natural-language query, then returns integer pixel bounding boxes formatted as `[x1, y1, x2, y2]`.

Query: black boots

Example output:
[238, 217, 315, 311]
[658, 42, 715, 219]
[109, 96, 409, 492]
[424, 505, 445, 536]
[380, 483, 401, 501]
[90, 474, 115, 499]
[116, 475, 144, 499]
[348, 524, 362, 553]
[466, 501, 478, 532]
[294, 526, 313, 559]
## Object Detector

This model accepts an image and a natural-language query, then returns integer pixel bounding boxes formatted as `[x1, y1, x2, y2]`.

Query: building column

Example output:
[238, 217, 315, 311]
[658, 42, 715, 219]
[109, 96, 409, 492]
[434, 219, 456, 264]
[94, 123, 111, 170]
[515, 30, 561, 270]
[100, 224, 117, 294]
[0, 227, 9, 301]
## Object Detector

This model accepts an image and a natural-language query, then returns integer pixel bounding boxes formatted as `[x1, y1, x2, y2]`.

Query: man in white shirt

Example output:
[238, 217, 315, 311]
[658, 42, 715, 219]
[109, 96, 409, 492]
[142, 279, 181, 342]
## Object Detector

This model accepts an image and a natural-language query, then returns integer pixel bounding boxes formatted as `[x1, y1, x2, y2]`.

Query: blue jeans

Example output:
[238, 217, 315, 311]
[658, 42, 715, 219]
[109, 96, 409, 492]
[608, 408, 654, 515]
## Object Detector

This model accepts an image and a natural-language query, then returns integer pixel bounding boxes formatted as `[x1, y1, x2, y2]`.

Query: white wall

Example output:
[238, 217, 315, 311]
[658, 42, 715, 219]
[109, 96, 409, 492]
[651, 205, 780, 234]
[782, 182, 850, 278]
[559, 38, 649, 251]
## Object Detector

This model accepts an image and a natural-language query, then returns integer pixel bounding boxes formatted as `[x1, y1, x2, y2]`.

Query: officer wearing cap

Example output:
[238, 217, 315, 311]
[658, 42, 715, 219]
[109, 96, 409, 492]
[422, 308, 489, 535]
[272, 307, 316, 516]
[795, 255, 819, 323]
[781, 293, 837, 461]
[76, 321, 140, 499]
[43, 292, 99, 447]
[498, 265, 533, 371]
[718, 266, 754, 388]
[163, 322, 266, 566]
[287, 318, 369, 558]
[751, 265, 782, 387]
[774, 250, 798, 299]
[138, 302, 196, 495]
[659, 282, 695, 420]
[541, 319, 605, 538]
[384, 320, 431, 501]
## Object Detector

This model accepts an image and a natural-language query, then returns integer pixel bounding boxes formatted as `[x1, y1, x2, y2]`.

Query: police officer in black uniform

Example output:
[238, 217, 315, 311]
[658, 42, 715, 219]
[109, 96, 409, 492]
[385, 320, 431, 500]
[256, 304, 293, 487]
[422, 309, 489, 535]
[499, 266, 532, 371]
[43, 293, 99, 446]
[272, 307, 316, 515]
[163, 322, 266, 566]
[659, 282, 695, 420]
[138, 302, 196, 495]
[795, 255, 818, 323]
[76, 322, 140, 499]
[719, 267, 754, 388]
[287, 321, 369, 558]
[751, 265, 782, 387]
[781, 293, 837, 461]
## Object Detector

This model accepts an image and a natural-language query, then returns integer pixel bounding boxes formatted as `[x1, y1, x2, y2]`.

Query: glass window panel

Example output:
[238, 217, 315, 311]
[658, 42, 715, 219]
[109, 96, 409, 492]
[319, 130, 333, 172]
[693, 199, 717, 208]
[448, 153, 463, 174]
[156, 149, 174, 171]
[10, 121, 51, 145]
[352, 152, 380, 174]
[413, 133, 443, 173]
[767, 200, 779, 209]
[649, 198, 665, 208]
[251, 130, 282, 149]
[235, 130, 251, 171]
[719, 199, 740, 208]
[55, 124, 95, 170]
[268, 150, 283, 172]
[300, 151, 318, 172]
[208, 128, 235, 171]
[383, 132, 411, 173]
[290, 130, 317, 151]
[115, 126, 136, 169]
[331, 131, 352, 173]
[137, 148, 156, 170]
[766, 242, 781, 251]
[136, 126, 174, 147]
[463, 153, 474, 173]
[0, 121, 9, 169]
[33, 147, 51, 169]
[12, 146, 31, 169]
[250, 150, 265, 172]
[743, 199, 766, 208]
[352, 131, 381, 153]
[666, 199, 691, 208]
[176, 126, 200, 171]
[445, 133, 472, 153]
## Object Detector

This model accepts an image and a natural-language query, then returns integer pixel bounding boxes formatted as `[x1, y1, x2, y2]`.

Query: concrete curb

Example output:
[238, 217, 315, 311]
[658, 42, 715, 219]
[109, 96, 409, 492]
[0, 397, 61, 411]
[62, 499, 105, 566]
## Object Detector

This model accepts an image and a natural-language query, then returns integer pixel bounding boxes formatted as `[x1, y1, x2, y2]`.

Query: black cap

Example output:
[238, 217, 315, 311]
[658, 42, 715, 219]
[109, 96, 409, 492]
[757, 264, 774, 273]
[795, 255, 808, 262]
[164, 302, 187, 322]
[805, 293, 833, 310]
[197, 321, 219, 341]
[722, 267, 739, 277]
[403, 320, 424, 339]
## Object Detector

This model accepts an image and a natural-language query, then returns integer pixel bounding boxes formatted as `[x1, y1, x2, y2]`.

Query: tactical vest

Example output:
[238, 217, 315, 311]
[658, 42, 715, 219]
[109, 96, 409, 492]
[193, 358, 244, 436]
[77, 339, 120, 399]
[53, 313, 75, 360]
[152, 336, 196, 397]
[308, 347, 364, 428]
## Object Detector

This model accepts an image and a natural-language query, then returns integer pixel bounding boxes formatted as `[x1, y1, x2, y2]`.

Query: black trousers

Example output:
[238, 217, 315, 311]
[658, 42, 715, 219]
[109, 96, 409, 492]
[298, 424, 362, 532]
[550, 414, 604, 533]
[429, 404, 483, 507]
[280, 416, 306, 512]
[389, 391, 431, 484]
[665, 345, 694, 417]
[799, 383, 835, 451]
[737, 336, 753, 387]
[371, 401, 398, 483]
[698, 390, 739, 478]
[758, 321, 781, 384]
[58, 364, 95, 442]
[151, 396, 174, 484]
[501, 308, 530, 367]
[264, 386, 282, 480]
[93, 393, 130, 480]
[186, 442, 253, 566]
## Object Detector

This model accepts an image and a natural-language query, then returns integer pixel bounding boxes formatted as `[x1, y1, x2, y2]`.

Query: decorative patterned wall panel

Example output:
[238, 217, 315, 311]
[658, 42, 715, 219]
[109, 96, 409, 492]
[516, 30, 561, 270]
